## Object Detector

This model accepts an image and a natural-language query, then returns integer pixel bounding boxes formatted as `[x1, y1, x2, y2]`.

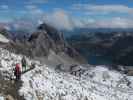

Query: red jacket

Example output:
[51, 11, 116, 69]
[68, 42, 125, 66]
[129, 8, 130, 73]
[15, 64, 21, 75]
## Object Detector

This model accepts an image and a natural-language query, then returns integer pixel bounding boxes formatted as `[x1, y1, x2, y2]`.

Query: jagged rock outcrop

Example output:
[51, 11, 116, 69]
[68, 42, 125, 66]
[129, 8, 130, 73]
[28, 23, 66, 56]
[5, 22, 87, 64]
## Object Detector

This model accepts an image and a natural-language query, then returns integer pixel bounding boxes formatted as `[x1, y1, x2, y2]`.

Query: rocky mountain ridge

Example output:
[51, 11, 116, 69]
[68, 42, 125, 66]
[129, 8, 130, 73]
[2, 22, 87, 65]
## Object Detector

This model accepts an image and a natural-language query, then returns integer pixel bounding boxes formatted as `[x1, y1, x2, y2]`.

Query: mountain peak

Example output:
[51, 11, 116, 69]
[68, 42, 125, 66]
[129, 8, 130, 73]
[5, 22, 87, 65]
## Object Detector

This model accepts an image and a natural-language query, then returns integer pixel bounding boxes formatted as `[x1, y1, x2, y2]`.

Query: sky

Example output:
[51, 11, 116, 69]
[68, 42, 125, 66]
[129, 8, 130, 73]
[0, 0, 133, 31]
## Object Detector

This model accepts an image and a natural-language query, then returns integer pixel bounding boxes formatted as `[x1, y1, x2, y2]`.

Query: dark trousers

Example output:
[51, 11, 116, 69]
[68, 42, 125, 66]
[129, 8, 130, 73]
[15, 73, 21, 81]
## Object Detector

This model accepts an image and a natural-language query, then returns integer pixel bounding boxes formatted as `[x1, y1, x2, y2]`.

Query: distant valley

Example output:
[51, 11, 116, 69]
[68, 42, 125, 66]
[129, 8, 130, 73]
[67, 31, 133, 66]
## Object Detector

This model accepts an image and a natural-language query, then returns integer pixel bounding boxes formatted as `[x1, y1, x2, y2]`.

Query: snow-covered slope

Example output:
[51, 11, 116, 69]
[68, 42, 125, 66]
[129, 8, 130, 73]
[19, 66, 133, 100]
[0, 48, 133, 100]
[0, 34, 9, 43]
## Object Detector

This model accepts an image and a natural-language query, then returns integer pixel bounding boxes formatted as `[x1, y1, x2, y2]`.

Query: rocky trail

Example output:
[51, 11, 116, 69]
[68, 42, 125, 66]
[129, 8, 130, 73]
[0, 77, 24, 100]
[0, 66, 35, 100]
[0, 47, 35, 100]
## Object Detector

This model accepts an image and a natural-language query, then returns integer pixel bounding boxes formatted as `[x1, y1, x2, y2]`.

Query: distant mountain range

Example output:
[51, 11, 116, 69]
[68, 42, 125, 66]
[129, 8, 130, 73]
[67, 31, 133, 66]
[64, 28, 133, 37]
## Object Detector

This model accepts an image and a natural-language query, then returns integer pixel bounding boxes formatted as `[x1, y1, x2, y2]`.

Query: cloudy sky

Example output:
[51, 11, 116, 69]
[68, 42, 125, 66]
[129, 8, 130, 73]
[0, 0, 133, 31]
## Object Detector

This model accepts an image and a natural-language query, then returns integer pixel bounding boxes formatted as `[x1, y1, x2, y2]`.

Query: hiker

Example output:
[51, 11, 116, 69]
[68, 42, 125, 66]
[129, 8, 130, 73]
[14, 63, 21, 81]
[21, 56, 27, 72]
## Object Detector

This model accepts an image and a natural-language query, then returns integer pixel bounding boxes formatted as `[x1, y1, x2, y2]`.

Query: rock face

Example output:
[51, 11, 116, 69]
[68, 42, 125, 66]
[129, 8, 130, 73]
[28, 23, 66, 56]
[5, 22, 87, 64]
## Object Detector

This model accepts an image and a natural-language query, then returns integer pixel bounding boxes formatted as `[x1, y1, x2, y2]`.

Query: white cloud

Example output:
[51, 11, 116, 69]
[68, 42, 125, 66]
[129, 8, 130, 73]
[0, 5, 9, 10]
[26, 0, 48, 4]
[6, 5, 45, 32]
[5, 4, 133, 31]
[8, 9, 79, 31]
[72, 4, 133, 15]
[43, 9, 75, 30]
[25, 5, 37, 10]
[11, 15, 133, 31]
[72, 19, 85, 28]
[69, 4, 133, 29]
[85, 17, 133, 28]
[24, 5, 44, 17]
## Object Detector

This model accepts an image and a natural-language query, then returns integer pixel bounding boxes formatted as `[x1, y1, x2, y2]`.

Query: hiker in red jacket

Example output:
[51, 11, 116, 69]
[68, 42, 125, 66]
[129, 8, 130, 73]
[14, 63, 21, 81]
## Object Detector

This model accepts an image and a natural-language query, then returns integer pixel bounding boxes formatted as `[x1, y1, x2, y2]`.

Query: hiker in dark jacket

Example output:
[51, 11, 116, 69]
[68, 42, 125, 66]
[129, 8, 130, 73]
[21, 56, 27, 72]
[14, 63, 21, 81]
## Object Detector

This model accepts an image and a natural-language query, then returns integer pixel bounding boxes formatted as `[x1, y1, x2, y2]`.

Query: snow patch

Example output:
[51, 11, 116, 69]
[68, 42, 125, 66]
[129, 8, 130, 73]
[0, 34, 9, 43]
